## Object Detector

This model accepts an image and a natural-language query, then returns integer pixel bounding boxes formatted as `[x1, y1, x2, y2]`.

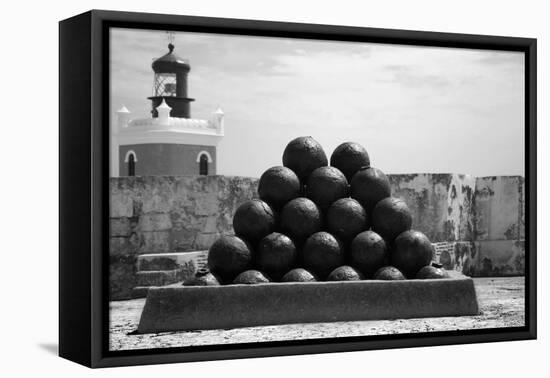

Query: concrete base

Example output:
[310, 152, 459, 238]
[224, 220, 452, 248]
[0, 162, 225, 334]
[137, 271, 479, 334]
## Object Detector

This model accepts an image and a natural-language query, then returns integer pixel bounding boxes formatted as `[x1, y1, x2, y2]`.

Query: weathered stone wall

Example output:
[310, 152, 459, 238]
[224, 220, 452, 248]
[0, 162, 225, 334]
[434, 240, 525, 277]
[109, 175, 257, 299]
[110, 173, 479, 254]
[466, 176, 525, 276]
[389, 174, 476, 242]
[429, 176, 525, 277]
[109, 173, 525, 299]
[474, 176, 525, 241]
[110, 175, 258, 255]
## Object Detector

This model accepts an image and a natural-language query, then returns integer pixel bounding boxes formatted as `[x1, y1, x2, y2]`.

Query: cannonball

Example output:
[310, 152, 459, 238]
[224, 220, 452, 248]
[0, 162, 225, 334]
[350, 167, 391, 213]
[233, 270, 270, 284]
[280, 197, 322, 244]
[326, 198, 369, 243]
[371, 197, 413, 241]
[373, 266, 406, 280]
[258, 166, 301, 209]
[302, 231, 345, 279]
[327, 265, 363, 281]
[184, 268, 220, 286]
[256, 232, 297, 280]
[330, 142, 371, 182]
[281, 268, 317, 282]
[392, 230, 434, 278]
[350, 230, 389, 277]
[282, 136, 328, 181]
[207, 235, 252, 283]
[416, 264, 449, 279]
[306, 166, 348, 210]
[233, 199, 276, 244]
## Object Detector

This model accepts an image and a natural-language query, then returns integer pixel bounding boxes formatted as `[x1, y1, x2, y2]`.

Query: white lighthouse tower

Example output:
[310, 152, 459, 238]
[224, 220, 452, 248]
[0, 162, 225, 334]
[111, 42, 224, 177]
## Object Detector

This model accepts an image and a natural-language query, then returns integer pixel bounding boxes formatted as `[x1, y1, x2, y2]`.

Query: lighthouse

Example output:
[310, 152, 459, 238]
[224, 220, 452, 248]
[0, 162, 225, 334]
[111, 42, 224, 177]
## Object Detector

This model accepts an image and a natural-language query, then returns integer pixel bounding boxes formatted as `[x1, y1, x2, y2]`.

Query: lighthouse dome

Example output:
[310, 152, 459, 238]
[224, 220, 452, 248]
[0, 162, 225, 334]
[152, 43, 190, 73]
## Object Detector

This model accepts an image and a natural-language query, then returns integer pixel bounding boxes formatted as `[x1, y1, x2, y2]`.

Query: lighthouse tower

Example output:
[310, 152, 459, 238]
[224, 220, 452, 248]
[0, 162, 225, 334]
[111, 43, 224, 177]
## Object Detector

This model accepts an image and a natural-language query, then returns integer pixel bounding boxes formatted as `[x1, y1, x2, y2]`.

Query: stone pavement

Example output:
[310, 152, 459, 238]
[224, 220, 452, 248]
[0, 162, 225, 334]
[109, 277, 524, 351]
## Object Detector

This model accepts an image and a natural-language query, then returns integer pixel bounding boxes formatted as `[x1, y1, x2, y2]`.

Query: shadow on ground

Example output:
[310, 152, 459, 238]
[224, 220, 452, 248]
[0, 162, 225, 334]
[38, 343, 58, 355]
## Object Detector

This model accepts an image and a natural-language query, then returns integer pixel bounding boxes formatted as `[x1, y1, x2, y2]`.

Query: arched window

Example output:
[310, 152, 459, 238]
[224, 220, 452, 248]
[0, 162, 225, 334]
[124, 150, 137, 177]
[128, 154, 136, 176]
[199, 154, 208, 175]
[196, 151, 213, 176]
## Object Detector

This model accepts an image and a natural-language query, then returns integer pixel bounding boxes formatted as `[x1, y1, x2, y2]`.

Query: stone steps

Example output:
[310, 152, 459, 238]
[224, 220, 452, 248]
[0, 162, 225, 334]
[136, 269, 184, 287]
[131, 251, 209, 298]
[137, 251, 208, 271]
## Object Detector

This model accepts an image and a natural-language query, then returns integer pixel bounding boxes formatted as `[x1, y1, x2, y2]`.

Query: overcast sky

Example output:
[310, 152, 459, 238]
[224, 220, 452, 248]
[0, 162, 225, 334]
[110, 28, 525, 178]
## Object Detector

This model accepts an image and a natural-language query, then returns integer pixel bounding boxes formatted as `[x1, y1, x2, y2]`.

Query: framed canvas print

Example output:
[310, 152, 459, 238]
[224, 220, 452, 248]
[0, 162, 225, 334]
[59, 10, 537, 368]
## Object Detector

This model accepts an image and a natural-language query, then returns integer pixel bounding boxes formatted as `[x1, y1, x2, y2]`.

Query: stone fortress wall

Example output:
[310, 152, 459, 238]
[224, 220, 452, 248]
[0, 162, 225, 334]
[109, 174, 525, 299]
[389, 174, 524, 277]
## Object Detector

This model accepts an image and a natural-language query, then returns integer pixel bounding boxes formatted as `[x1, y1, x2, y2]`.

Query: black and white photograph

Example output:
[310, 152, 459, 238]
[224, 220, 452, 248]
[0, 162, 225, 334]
[107, 26, 527, 352]
[3, 0, 548, 374]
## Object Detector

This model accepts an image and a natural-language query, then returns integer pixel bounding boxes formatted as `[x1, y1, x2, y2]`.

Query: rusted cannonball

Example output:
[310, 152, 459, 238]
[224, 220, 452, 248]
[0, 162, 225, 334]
[281, 268, 317, 282]
[392, 230, 434, 278]
[350, 167, 391, 213]
[326, 198, 369, 243]
[258, 166, 301, 209]
[327, 265, 363, 281]
[282, 136, 328, 181]
[280, 197, 322, 244]
[233, 199, 276, 244]
[306, 166, 349, 210]
[330, 142, 371, 182]
[373, 266, 406, 280]
[416, 264, 449, 279]
[371, 197, 413, 242]
[350, 230, 389, 277]
[207, 235, 252, 283]
[302, 231, 344, 279]
[233, 270, 271, 284]
[256, 232, 297, 280]
[184, 268, 221, 286]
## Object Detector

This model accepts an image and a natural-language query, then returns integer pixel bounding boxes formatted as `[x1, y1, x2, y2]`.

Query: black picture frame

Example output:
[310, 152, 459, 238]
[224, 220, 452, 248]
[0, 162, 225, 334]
[59, 9, 537, 368]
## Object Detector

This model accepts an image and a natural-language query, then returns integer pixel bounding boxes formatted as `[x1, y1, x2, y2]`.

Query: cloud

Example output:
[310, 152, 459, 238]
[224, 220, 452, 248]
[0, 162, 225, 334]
[380, 64, 452, 89]
[475, 50, 524, 66]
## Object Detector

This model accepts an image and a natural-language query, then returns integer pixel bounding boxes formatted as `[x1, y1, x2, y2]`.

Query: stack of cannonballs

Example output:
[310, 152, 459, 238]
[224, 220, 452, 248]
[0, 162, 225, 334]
[191, 136, 448, 286]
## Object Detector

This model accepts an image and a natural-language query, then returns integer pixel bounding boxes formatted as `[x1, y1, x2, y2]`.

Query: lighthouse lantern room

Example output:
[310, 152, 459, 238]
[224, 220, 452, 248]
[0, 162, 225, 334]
[148, 43, 195, 118]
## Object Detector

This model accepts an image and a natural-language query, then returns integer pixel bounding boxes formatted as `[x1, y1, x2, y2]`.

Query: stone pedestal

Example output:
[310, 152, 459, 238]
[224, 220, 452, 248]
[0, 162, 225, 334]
[137, 271, 479, 333]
